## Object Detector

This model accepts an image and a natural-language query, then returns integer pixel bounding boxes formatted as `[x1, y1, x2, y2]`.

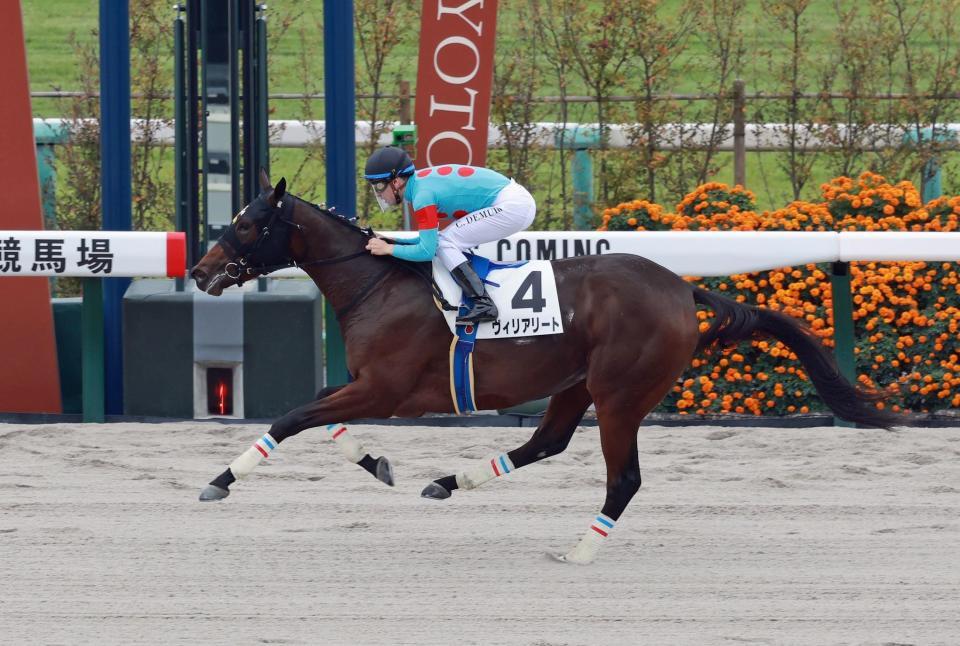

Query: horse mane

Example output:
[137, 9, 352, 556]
[292, 196, 372, 239]
[289, 195, 449, 309]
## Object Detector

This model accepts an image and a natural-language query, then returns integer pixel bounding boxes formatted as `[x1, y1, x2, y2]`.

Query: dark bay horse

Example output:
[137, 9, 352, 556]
[190, 171, 902, 563]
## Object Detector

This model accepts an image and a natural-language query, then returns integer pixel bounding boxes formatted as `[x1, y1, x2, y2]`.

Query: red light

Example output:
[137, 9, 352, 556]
[206, 367, 234, 415]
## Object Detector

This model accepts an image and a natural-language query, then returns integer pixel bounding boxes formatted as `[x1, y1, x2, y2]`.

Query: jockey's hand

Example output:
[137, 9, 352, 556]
[366, 237, 394, 256]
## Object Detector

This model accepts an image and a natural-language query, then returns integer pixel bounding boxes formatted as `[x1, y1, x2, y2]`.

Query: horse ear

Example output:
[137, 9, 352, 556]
[273, 177, 287, 202]
[259, 168, 271, 191]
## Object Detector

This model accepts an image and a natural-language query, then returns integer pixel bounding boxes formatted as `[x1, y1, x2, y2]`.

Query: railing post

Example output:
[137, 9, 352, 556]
[81, 278, 105, 422]
[399, 80, 411, 125]
[830, 261, 856, 427]
[572, 150, 593, 230]
[34, 121, 68, 294]
[733, 79, 746, 187]
[921, 157, 942, 203]
[556, 126, 600, 230]
[33, 121, 68, 226]
[904, 126, 958, 203]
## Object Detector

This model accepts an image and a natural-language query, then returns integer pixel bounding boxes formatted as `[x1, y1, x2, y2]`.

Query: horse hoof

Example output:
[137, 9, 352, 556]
[420, 481, 451, 500]
[375, 456, 395, 487]
[199, 484, 230, 501]
[546, 551, 592, 565]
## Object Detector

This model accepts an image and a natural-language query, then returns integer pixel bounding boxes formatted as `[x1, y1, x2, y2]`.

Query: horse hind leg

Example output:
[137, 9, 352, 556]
[421, 381, 592, 500]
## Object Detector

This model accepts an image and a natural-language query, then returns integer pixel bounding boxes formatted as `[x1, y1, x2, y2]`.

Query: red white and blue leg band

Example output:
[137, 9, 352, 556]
[490, 453, 512, 477]
[327, 423, 366, 463]
[560, 513, 617, 564]
[229, 432, 277, 479]
[457, 452, 515, 490]
[590, 514, 615, 537]
[254, 433, 277, 458]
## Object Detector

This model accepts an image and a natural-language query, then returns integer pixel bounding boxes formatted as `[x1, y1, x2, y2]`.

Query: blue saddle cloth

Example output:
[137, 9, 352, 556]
[449, 254, 527, 414]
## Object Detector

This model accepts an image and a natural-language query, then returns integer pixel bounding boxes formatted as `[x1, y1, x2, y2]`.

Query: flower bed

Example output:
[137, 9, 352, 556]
[600, 173, 960, 415]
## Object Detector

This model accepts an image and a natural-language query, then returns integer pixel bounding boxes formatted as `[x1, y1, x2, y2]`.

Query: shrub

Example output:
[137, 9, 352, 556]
[600, 174, 960, 416]
[599, 200, 664, 231]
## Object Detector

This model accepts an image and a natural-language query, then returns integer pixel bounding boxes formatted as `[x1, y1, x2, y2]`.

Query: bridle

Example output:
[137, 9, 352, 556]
[216, 193, 457, 319]
[220, 195, 375, 282]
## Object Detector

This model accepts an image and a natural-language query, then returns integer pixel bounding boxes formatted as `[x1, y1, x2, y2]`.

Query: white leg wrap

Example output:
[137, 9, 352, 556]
[455, 453, 514, 490]
[327, 423, 365, 463]
[561, 513, 616, 565]
[229, 433, 277, 480]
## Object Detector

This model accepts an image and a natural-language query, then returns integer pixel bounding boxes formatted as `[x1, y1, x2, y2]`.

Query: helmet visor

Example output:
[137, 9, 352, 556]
[369, 181, 395, 212]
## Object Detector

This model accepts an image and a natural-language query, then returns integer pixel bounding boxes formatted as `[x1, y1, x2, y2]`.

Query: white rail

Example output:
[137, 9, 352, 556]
[267, 231, 960, 278]
[33, 119, 960, 152]
[0, 231, 185, 277]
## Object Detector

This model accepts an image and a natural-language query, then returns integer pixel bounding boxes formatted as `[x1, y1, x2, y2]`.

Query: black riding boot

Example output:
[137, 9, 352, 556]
[451, 262, 499, 325]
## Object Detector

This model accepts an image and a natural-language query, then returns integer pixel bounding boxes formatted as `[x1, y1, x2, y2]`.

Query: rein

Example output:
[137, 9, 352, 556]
[226, 197, 376, 279]
[227, 248, 370, 279]
[225, 196, 458, 318]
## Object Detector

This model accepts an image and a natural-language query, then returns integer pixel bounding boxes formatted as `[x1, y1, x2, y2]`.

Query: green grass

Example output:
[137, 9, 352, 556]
[22, 0, 96, 116]
[25, 1, 955, 103]
[22, 0, 93, 88]
[21, 0, 960, 221]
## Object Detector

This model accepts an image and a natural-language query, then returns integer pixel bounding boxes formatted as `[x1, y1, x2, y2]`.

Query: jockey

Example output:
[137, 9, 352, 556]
[363, 145, 537, 325]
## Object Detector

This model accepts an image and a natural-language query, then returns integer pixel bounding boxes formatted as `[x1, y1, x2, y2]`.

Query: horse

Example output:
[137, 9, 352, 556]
[189, 170, 903, 564]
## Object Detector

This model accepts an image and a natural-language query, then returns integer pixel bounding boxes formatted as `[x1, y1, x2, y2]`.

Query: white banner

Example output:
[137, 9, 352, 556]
[472, 231, 840, 276]
[249, 230, 960, 280]
[0, 231, 185, 278]
[478, 231, 960, 275]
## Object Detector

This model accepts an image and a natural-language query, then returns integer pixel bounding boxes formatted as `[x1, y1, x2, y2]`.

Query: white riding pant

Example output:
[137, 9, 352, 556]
[437, 180, 536, 271]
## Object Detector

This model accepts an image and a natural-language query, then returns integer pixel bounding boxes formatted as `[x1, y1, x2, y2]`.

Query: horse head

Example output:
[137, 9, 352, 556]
[191, 169, 313, 295]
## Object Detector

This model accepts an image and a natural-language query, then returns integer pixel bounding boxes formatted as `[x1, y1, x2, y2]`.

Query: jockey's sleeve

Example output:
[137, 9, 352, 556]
[391, 204, 439, 262]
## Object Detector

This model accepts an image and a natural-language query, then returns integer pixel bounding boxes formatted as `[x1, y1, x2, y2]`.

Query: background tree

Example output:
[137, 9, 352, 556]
[757, 0, 827, 201]
[354, 0, 418, 226]
[626, 0, 696, 203]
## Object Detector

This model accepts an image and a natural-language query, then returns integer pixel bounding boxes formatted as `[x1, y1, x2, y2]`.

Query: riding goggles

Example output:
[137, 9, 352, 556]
[368, 180, 397, 212]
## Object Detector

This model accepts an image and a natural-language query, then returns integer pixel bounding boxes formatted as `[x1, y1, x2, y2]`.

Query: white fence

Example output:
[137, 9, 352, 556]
[33, 118, 960, 152]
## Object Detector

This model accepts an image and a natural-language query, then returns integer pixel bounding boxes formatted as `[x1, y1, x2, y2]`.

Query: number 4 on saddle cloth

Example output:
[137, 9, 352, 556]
[431, 254, 565, 414]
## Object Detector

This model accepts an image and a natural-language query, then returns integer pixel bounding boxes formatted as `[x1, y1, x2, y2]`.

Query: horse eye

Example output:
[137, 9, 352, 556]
[237, 221, 251, 233]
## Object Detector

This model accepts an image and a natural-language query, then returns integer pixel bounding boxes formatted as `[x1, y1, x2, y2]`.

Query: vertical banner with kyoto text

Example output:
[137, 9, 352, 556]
[414, 0, 498, 167]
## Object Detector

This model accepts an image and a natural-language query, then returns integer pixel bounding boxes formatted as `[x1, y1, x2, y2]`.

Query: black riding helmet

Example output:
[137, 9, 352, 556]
[364, 146, 416, 185]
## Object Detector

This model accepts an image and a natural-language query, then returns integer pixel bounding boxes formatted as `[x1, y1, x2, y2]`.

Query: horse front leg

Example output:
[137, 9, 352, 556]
[199, 381, 397, 501]
[553, 380, 665, 564]
[421, 381, 592, 499]
[304, 386, 394, 481]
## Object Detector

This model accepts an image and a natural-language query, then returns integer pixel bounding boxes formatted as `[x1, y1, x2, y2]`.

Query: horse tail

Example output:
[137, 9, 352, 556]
[691, 285, 904, 429]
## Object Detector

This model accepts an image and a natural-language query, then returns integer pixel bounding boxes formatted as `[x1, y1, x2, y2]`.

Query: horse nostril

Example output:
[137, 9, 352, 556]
[191, 267, 206, 283]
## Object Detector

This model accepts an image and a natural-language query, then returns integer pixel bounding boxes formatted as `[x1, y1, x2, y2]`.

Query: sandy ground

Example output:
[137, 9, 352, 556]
[0, 421, 958, 645]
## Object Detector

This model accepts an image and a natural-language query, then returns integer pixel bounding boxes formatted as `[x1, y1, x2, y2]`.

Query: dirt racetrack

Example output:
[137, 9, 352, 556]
[1, 421, 958, 645]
